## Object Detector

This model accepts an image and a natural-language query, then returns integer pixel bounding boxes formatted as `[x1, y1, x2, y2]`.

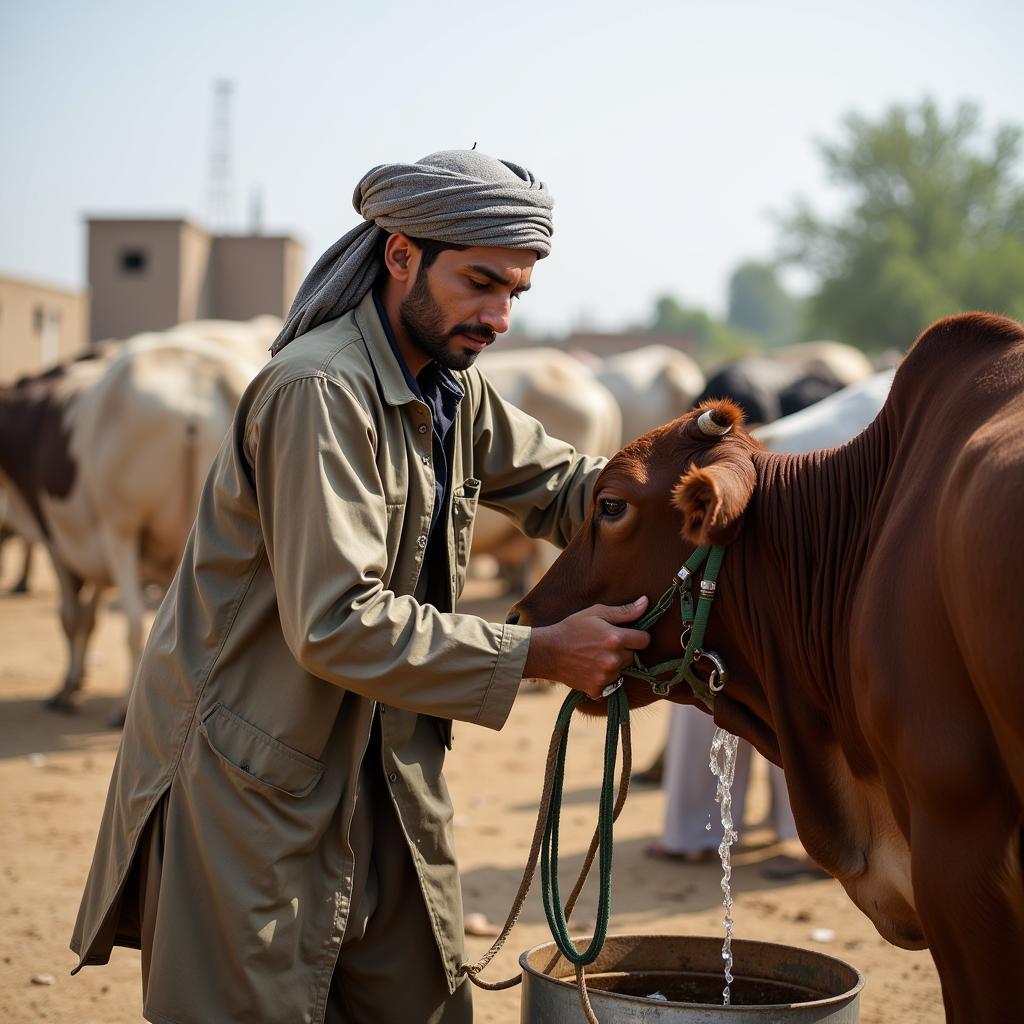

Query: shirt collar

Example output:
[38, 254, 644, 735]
[369, 288, 465, 405]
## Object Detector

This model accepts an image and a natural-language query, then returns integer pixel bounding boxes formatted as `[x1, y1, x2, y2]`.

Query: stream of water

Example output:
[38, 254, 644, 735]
[708, 727, 740, 1005]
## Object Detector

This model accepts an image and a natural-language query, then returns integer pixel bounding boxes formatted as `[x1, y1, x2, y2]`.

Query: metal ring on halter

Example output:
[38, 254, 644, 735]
[693, 648, 728, 693]
[679, 624, 692, 648]
[601, 677, 624, 698]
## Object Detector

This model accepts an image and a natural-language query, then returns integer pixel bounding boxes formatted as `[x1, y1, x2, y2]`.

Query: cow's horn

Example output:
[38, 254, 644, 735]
[697, 410, 731, 437]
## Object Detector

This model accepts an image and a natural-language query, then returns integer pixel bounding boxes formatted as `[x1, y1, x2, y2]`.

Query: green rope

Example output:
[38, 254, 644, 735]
[539, 686, 629, 966]
[467, 544, 727, 991]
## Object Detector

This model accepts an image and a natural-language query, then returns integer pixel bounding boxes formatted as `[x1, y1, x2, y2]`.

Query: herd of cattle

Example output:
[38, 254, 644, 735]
[3, 310, 1021, 1021]
[0, 323, 890, 720]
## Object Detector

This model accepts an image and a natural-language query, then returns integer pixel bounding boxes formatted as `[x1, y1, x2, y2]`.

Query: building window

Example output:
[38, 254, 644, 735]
[120, 248, 148, 274]
[32, 305, 44, 333]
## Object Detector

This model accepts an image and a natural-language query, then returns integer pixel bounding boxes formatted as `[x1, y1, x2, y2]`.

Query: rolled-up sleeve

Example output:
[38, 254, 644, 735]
[245, 373, 529, 729]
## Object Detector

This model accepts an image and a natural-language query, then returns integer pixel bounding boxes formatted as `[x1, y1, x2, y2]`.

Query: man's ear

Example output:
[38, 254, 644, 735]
[383, 232, 416, 284]
[672, 454, 756, 545]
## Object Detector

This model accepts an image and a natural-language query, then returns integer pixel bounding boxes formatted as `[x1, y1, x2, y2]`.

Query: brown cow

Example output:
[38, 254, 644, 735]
[512, 312, 1024, 1023]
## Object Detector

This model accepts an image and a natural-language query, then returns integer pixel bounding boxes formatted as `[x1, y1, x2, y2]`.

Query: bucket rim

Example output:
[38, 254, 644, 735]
[519, 933, 866, 1013]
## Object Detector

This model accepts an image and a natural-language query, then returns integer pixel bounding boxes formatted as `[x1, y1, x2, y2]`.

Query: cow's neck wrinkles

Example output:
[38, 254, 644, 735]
[700, 417, 900, 878]
[727, 414, 897, 766]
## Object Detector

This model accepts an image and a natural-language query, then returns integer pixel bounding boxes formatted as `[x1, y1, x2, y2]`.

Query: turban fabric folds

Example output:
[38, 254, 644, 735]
[270, 150, 554, 354]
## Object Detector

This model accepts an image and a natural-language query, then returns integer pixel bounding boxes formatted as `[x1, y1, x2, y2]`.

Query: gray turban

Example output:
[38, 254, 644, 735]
[270, 149, 554, 354]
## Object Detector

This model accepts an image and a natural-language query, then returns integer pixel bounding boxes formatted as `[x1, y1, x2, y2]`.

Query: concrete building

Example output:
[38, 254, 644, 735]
[0, 274, 89, 382]
[87, 217, 303, 343]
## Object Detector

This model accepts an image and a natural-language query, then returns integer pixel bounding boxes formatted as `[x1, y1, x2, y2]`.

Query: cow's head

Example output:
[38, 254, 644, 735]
[513, 399, 771, 739]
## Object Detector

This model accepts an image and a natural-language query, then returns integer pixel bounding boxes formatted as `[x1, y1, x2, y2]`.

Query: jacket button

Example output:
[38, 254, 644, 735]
[420, 453, 430, 464]
[417, 423, 428, 434]
[417, 535, 427, 548]
[388, 772, 398, 783]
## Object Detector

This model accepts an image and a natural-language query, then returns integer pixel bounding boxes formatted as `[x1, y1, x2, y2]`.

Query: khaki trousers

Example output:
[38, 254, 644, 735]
[325, 718, 472, 1024]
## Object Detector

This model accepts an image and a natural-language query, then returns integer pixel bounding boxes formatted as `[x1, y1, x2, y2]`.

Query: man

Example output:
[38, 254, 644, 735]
[70, 149, 650, 1024]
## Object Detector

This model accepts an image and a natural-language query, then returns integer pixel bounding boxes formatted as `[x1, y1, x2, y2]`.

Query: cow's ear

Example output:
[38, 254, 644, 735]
[672, 454, 755, 545]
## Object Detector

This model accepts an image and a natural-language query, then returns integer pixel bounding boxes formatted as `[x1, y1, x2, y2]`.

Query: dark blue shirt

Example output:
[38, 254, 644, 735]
[373, 290, 464, 608]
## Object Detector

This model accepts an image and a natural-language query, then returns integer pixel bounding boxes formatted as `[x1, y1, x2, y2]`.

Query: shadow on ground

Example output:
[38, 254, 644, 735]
[0, 697, 122, 760]
[460, 831, 835, 925]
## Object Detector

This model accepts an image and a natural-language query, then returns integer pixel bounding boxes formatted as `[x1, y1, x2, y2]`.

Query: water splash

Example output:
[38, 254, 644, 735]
[709, 727, 740, 1005]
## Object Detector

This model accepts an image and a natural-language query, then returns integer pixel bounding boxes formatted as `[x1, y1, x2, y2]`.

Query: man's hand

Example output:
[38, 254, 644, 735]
[522, 596, 651, 700]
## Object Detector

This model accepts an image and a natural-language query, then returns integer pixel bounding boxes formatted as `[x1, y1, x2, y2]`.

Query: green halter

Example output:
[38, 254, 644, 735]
[616, 544, 728, 709]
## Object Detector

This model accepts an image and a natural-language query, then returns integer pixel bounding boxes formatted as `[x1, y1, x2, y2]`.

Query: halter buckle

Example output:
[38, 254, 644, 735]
[699, 579, 717, 600]
[601, 678, 624, 699]
[693, 648, 728, 692]
[675, 565, 693, 586]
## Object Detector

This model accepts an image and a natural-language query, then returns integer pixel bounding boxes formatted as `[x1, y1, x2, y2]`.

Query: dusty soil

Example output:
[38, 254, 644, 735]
[0, 561, 944, 1023]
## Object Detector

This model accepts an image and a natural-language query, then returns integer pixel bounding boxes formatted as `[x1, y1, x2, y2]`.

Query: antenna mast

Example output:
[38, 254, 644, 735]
[206, 78, 236, 232]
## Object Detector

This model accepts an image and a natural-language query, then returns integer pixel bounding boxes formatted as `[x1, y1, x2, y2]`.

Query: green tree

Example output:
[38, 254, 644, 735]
[779, 98, 1024, 350]
[646, 294, 755, 363]
[726, 261, 802, 344]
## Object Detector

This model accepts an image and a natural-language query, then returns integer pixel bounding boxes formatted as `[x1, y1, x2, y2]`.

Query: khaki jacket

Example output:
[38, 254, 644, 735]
[70, 291, 603, 1024]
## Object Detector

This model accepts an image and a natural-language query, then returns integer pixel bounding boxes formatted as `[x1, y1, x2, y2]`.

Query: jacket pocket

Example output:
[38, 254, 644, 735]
[199, 703, 324, 797]
[452, 477, 481, 597]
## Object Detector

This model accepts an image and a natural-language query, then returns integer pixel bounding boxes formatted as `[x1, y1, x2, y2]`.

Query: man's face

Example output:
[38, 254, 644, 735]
[398, 245, 536, 371]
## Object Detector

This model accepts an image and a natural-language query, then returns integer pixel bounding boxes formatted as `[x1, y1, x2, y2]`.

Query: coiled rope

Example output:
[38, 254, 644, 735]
[460, 687, 631, 1023]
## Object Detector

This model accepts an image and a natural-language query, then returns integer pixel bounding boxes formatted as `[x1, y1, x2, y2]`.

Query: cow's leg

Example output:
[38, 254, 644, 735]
[11, 539, 33, 594]
[100, 528, 146, 726]
[46, 568, 100, 711]
[911, 797, 1024, 1024]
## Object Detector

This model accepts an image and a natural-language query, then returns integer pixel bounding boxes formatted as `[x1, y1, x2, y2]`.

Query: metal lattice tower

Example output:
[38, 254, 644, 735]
[206, 78, 236, 232]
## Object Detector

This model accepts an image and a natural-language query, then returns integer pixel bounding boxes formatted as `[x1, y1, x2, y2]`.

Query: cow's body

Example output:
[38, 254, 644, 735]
[0, 336, 257, 714]
[514, 313, 1024, 1022]
[698, 342, 874, 426]
[770, 340, 875, 387]
[752, 369, 895, 452]
[595, 344, 705, 443]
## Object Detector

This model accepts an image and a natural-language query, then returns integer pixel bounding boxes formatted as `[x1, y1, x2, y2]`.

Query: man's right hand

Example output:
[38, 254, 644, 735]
[522, 596, 651, 701]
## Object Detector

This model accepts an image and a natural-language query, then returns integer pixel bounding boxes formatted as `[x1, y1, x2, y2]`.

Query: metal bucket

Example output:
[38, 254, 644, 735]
[520, 934, 863, 1022]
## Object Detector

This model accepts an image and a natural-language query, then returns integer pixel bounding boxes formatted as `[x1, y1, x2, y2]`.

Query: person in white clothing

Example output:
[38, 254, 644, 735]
[649, 705, 826, 879]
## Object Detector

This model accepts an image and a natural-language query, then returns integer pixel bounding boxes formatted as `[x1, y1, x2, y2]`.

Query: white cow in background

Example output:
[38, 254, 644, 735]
[769, 340, 875, 388]
[0, 334, 260, 722]
[169, 315, 281, 367]
[594, 344, 705, 443]
[752, 369, 896, 452]
[475, 348, 621, 590]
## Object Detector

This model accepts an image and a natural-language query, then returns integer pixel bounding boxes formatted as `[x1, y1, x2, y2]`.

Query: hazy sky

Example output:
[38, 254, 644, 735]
[2, 0, 1021, 332]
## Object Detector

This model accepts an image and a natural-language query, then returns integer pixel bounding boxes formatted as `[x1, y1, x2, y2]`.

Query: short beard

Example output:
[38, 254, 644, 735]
[398, 266, 495, 371]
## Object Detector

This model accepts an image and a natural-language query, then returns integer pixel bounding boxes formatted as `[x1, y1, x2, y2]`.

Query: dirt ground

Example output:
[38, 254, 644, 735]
[0, 559, 945, 1023]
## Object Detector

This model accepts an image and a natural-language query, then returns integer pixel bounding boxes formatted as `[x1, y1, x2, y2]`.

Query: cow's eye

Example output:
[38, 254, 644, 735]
[599, 498, 626, 519]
